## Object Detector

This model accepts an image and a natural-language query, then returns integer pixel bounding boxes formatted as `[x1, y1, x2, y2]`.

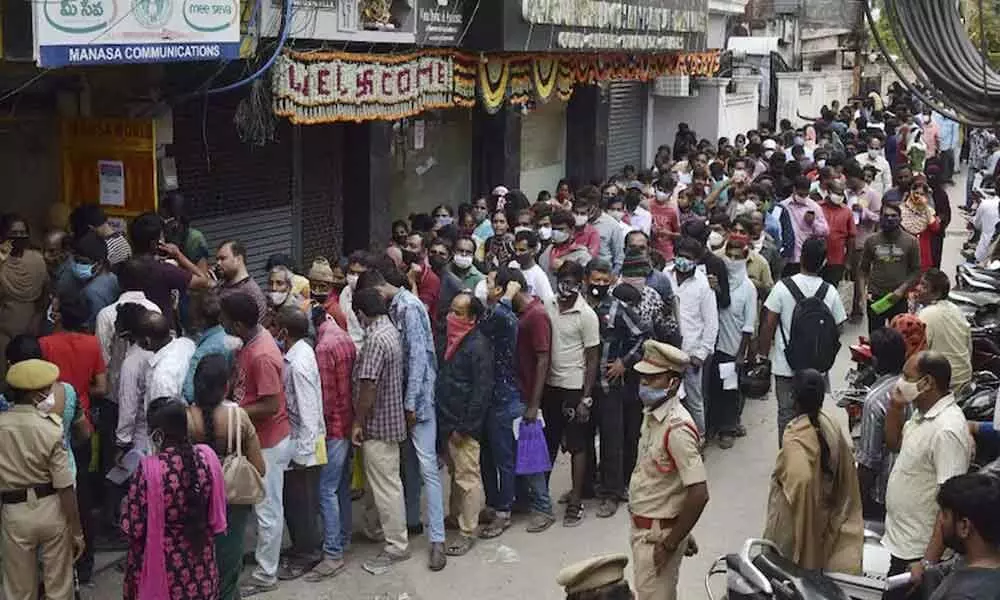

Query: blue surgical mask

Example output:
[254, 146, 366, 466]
[638, 384, 669, 407]
[674, 256, 696, 273]
[71, 260, 96, 281]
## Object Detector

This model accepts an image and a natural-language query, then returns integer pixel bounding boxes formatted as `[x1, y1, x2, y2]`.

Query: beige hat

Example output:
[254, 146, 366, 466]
[6, 359, 59, 391]
[307, 258, 335, 283]
[556, 554, 629, 595]
[634, 340, 690, 375]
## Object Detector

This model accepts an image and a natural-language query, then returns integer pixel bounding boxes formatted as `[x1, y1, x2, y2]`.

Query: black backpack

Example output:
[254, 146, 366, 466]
[778, 277, 841, 372]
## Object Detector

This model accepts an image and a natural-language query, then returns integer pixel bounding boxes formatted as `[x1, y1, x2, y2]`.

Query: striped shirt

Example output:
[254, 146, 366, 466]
[105, 232, 132, 267]
[353, 315, 406, 442]
[854, 373, 903, 506]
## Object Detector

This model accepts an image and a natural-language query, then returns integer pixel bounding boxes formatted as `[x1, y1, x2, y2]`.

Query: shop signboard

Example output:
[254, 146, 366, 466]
[35, 0, 241, 67]
[416, 0, 463, 46]
[500, 0, 708, 52]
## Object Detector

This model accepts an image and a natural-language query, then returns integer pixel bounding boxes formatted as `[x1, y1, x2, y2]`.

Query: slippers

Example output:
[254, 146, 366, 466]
[239, 580, 277, 598]
[304, 559, 345, 582]
[445, 535, 475, 556]
[478, 515, 511, 539]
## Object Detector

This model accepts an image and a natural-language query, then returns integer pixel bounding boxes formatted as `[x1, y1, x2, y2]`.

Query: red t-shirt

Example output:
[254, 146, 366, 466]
[649, 200, 680, 260]
[516, 298, 552, 402]
[416, 262, 441, 320]
[40, 332, 106, 417]
[820, 202, 857, 266]
[232, 328, 290, 448]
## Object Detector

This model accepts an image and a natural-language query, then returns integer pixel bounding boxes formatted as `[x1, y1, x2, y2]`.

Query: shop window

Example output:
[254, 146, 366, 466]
[332, 0, 415, 32]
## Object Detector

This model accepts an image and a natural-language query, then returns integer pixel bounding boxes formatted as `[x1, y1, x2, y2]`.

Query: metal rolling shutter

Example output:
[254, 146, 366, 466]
[171, 94, 294, 277]
[606, 82, 646, 177]
[192, 206, 293, 283]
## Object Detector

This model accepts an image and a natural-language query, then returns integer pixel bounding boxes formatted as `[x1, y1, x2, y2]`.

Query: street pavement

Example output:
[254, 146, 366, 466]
[87, 178, 971, 600]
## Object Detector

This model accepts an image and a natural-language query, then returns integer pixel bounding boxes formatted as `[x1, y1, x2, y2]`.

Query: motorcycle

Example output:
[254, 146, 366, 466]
[835, 337, 878, 441]
[958, 371, 1000, 468]
[705, 536, 910, 600]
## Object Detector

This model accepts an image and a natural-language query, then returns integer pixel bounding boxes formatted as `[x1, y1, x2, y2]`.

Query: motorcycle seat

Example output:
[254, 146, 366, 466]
[950, 290, 1000, 308]
[752, 550, 851, 600]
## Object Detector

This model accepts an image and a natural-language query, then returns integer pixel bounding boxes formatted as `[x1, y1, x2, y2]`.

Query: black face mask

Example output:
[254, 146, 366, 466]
[429, 255, 448, 272]
[402, 250, 421, 265]
[881, 215, 901, 232]
[942, 523, 967, 555]
[313, 292, 329, 304]
[589, 284, 610, 300]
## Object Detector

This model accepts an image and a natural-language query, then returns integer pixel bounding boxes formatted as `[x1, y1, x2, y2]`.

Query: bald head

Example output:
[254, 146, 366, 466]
[915, 350, 952, 393]
[42, 230, 69, 271]
[139, 311, 172, 353]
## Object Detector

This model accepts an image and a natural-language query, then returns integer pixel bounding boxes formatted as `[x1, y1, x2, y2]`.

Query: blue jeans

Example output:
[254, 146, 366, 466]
[481, 405, 517, 513]
[516, 473, 552, 515]
[318, 438, 353, 560]
[682, 366, 706, 435]
[403, 417, 446, 543]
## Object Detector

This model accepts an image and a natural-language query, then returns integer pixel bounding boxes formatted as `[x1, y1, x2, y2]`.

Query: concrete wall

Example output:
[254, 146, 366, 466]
[648, 77, 760, 153]
[707, 13, 728, 49]
[775, 70, 854, 126]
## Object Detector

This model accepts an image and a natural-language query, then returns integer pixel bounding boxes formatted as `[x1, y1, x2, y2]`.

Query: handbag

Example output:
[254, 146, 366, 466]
[222, 405, 265, 505]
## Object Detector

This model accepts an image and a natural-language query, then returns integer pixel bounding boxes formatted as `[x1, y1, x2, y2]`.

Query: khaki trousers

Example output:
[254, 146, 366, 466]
[362, 439, 409, 556]
[446, 435, 483, 537]
[2, 493, 73, 600]
[630, 522, 687, 600]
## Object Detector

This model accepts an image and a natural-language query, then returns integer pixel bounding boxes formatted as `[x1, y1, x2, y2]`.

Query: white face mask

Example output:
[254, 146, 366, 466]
[868, 148, 880, 159]
[828, 193, 845, 205]
[513, 226, 532, 234]
[453, 255, 473, 270]
[36, 392, 56, 414]
[816, 159, 827, 168]
[764, 149, 775, 159]
[707, 231, 725, 250]
[608, 209, 625, 222]
[346, 274, 359, 290]
[267, 291, 288, 306]
[537, 226, 552, 241]
[895, 377, 923, 403]
[552, 229, 570, 244]
[574, 214, 589, 227]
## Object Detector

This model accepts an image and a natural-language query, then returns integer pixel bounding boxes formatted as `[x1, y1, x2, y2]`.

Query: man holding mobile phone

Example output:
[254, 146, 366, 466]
[779, 176, 830, 276]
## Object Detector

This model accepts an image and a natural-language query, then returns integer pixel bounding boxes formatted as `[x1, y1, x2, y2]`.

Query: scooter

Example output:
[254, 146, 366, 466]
[835, 337, 878, 441]
[705, 537, 910, 600]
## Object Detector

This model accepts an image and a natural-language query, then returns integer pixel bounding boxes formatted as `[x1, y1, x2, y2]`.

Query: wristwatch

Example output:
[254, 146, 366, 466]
[919, 558, 936, 570]
[581, 396, 594, 408]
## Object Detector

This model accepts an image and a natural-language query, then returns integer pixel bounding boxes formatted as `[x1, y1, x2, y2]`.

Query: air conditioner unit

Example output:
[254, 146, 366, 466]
[653, 75, 691, 97]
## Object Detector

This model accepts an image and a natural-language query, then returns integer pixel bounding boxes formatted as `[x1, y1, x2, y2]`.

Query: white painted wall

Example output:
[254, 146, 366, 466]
[775, 70, 854, 126]
[519, 100, 567, 200]
[707, 13, 728, 49]
[648, 77, 761, 152]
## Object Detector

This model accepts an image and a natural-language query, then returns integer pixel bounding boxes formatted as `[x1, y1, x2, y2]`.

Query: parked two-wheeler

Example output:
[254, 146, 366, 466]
[959, 371, 1000, 468]
[705, 535, 910, 600]
[833, 337, 878, 441]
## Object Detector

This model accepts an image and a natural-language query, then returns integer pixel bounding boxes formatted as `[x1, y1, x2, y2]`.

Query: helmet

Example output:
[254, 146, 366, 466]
[740, 359, 772, 399]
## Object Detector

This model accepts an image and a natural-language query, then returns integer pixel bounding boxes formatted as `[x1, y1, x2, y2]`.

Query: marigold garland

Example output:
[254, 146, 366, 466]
[478, 58, 509, 114]
[532, 57, 558, 102]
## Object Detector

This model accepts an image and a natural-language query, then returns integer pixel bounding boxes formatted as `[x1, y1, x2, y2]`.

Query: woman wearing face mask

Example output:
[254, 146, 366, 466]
[482, 211, 515, 268]
[763, 368, 863, 574]
[432, 205, 454, 232]
[122, 397, 227, 600]
[900, 181, 941, 271]
[0, 214, 48, 369]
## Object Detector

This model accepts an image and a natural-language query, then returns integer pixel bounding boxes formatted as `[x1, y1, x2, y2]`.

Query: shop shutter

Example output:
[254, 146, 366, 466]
[192, 206, 293, 283]
[171, 94, 294, 275]
[606, 82, 646, 177]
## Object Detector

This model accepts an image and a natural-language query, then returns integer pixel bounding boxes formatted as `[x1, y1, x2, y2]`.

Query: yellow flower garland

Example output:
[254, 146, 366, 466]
[478, 58, 509, 114]
[532, 57, 558, 102]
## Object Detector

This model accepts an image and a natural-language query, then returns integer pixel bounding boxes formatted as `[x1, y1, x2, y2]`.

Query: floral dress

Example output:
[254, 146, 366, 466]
[121, 446, 219, 600]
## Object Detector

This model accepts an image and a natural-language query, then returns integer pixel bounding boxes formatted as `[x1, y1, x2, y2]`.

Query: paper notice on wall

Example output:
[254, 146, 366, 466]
[413, 120, 425, 150]
[98, 160, 125, 207]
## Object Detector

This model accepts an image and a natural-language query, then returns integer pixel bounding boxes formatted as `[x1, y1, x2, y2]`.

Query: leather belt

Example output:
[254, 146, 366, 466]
[631, 514, 677, 530]
[1, 483, 56, 504]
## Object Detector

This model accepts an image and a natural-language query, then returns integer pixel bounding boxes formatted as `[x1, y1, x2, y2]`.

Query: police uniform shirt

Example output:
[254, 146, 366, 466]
[0, 405, 74, 492]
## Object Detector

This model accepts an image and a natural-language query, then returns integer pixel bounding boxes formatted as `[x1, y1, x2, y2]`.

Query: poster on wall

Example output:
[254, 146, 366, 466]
[98, 160, 125, 207]
[34, 0, 241, 67]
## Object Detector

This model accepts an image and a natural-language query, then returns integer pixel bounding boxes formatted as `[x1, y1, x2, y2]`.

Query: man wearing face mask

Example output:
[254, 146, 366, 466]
[625, 231, 674, 305]
[512, 230, 554, 302]
[266, 266, 310, 330]
[341, 251, 374, 350]
[543, 262, 600, 527]
[926, 473, 1000, 599]
[538, 211, 593, 290]
[402, 232, 441, 318]
[819, 179, 857, 286]
[883, 351, 972, 600]
[69, 231, 120, 328]
[572, 197, 602, 259]
[709, 236, 757, 450]
[859, 203, 922, 333]
[669, 237, 718, 438]
[449, 236, 484, 290]
[856, 135, 893, 197]
[582, 186, 626, 273]
[307, 257, 348, 332]
[779, 176, 829, 276]
[0, 359, 86, 600]
[883, 165, 913, 206]
[629, 340, 708, 600]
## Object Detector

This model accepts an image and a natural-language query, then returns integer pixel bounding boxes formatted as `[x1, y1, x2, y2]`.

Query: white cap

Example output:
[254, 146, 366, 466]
[762, 139, 778, 150]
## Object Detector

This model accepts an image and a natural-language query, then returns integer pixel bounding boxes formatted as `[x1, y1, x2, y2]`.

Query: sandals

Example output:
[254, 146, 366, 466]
[526, 512, 556, 533]
[304, 558, 345, 582]
[596, 498, 619, 519]
[563, 503, 585, 527]
[478, 514, 512, 539]
[239, 580, 278, 598]
[277, 557, 308, 581]
[445, 535, 476, 556]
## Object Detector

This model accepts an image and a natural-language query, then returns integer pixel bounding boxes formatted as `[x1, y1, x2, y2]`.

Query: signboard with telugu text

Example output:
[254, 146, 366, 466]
[34, 0, 241, 67]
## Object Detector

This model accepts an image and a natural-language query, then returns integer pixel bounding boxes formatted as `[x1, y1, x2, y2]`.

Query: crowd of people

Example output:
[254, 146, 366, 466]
[0, 82, 998, 600]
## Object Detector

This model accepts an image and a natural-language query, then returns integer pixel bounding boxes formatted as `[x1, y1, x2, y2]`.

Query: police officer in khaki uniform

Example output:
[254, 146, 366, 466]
[556, 553, 633, 600]
[0, 359, 85, 600]
[628, 341, 709, 600]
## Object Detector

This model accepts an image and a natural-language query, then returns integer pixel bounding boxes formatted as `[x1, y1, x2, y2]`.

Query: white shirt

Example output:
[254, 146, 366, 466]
[974, 196, 999, 263]
[763, 273, 847, 377]
[283, 339, 325, 466]
[521, 263, 554, 302]
[629, 206, 652, 236]
[95, 291, 161, 364]
[884, 394, 971, 560]
[116, 343, 154, 451]
[340, 285, 365, 349]
[854, 152, 893, 198]
[669, 269, 718, 362]
[146, 337, 197, 403]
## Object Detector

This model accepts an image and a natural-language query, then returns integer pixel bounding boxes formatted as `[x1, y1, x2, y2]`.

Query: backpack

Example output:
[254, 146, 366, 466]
[778, 277, 841, 372]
